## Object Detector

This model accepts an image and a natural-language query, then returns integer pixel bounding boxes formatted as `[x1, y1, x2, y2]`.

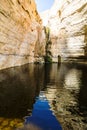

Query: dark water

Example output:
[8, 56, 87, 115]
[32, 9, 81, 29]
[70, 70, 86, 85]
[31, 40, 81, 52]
[0, 63, 87, 129]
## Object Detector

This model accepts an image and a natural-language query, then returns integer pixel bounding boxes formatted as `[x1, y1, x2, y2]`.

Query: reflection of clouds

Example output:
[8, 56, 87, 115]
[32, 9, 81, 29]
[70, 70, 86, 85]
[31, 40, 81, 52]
[64, 69, 82, 90]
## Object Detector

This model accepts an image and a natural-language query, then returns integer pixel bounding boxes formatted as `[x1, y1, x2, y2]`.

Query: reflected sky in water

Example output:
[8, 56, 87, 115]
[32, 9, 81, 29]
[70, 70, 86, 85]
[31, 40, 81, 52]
[25, 91, 62, 130]
[0, 63, 87, 129]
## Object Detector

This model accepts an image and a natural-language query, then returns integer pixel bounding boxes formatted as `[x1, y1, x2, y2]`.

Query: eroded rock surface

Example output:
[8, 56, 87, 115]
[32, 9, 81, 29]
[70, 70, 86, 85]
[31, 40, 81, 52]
[40, 0, 87, 62]
[0, 0, 45, 70]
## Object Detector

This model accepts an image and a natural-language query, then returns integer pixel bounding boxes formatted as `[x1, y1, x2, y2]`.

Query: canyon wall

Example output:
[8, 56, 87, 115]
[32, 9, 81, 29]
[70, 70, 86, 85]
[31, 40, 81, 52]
[0, 0, 87, 67]
[40, 0, 87, 62]
[0, 0, 45, 70]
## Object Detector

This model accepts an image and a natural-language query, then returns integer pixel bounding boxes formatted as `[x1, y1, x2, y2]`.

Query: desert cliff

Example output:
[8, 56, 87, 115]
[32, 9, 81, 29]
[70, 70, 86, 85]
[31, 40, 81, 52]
[0, 0, 45, 70]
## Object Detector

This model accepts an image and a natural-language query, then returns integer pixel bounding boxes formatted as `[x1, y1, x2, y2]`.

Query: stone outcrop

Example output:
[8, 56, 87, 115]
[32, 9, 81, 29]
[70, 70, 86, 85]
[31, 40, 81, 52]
[40, 0, 87, 62]
[0, 0, 45, 70]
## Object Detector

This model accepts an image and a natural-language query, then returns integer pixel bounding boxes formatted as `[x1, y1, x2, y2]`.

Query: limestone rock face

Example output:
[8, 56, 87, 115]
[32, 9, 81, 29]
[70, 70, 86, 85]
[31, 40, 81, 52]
[0, 0, 45, 70]
[41, 0, 87, 62]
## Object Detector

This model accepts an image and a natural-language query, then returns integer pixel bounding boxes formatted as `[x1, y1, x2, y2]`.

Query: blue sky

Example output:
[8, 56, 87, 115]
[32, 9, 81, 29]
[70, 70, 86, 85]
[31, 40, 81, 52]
[35, 0, 54, 12]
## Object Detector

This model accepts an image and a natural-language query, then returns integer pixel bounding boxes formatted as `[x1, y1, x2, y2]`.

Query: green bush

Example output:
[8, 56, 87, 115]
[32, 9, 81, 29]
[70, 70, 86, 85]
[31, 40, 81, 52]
[44, 56, 52, 63]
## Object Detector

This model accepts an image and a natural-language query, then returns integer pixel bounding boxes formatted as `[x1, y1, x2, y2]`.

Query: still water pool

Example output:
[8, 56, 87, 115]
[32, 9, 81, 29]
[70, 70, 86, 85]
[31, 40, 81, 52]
[0, 63, 87, 130]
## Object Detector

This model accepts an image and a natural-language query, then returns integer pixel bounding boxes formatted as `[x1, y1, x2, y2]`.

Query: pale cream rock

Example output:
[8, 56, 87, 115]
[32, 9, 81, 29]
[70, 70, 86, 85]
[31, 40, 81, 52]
[0, 0, 45, 70]
[41, 0, 87, 61]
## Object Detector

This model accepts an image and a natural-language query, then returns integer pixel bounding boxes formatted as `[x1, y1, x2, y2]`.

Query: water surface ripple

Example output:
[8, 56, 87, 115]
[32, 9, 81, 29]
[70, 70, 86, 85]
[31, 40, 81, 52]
[0, 63, 87, 129]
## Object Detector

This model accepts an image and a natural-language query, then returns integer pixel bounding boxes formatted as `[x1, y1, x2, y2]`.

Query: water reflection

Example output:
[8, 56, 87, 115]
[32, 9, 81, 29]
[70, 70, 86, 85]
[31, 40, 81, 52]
[25, 91, 62, 130]
[78, 66, 87, 112]
[0, 63, 87, 129]
[64, 69, 82, 90]
[0, 64, 45, 129]
[44, 63, 87, 129]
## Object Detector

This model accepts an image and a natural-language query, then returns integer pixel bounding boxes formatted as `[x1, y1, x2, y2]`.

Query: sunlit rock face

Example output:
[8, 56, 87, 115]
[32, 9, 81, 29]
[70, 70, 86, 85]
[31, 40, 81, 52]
[0, 0, 45, 70]
[41, 0, 87, 62]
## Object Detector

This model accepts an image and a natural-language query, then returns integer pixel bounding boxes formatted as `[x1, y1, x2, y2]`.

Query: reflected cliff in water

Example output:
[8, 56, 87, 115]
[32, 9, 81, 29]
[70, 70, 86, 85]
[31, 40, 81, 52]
[0, 64, 44, 118]
[44, 63, 87, 130]
[0, 63, 87, 129]
[0, 64, 45, 129]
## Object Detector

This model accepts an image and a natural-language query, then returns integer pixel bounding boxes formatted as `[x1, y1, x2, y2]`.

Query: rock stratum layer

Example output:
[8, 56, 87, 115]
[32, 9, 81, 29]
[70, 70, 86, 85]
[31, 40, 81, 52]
[41, 0, 87, 62]
[0, 0, 45, 70]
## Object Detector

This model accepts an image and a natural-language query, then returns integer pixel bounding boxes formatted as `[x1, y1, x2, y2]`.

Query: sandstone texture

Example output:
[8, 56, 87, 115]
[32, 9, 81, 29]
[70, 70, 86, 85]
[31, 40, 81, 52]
[40, 0, 87, 62]
[0, 0, 87, 69]
[0, 0, 45, 70]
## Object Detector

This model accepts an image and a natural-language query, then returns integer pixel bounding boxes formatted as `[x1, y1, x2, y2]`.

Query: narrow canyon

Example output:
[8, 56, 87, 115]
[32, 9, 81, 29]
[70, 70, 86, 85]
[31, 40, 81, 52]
[0, 0, 87, 70]
[0, 1, 87, 130]
[40, 0, 87, 62]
